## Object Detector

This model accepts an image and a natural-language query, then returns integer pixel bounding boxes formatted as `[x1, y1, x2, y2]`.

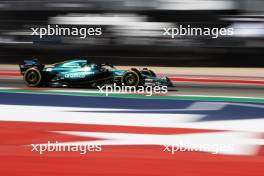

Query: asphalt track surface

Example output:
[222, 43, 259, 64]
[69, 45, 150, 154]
[0, 68, 264, 176]
[1, 76, 264, 97]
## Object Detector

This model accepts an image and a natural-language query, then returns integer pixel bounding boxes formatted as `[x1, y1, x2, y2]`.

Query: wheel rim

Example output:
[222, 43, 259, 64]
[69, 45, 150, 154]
[125, 73, 137, 86]
[26, 71, 39, 84]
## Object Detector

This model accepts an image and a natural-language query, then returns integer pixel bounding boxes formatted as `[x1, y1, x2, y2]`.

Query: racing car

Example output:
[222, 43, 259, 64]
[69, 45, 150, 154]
[19, 59, 173, 88]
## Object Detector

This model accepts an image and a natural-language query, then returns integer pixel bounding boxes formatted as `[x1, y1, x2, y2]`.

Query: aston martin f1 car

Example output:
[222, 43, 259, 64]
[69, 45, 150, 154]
[19, 59, 173, 88]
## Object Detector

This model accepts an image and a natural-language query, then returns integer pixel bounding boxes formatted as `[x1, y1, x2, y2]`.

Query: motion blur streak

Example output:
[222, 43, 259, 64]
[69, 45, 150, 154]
[0, 0, 264, 65]
[0, 91, 264, 176]
[0, 0, 264, 176]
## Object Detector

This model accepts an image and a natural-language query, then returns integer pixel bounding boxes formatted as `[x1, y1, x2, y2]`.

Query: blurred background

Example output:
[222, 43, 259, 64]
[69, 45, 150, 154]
[0, 0, 263, 66]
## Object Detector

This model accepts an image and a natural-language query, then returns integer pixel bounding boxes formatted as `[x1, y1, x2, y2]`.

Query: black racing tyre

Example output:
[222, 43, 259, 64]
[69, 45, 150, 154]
[23, 67, 42, 87]
[131, 68, 145, 86]
[121, 70, 142, 87]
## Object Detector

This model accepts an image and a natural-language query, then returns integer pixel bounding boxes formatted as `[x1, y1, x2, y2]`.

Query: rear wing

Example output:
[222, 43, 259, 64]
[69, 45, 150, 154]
[19, 59, 45, 75]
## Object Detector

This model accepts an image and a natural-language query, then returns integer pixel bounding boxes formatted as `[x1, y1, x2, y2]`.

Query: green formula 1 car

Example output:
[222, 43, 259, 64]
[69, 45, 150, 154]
[19, 59, 173, 88]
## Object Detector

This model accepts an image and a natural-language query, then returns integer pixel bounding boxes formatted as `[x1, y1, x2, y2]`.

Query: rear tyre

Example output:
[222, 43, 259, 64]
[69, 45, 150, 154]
[23, 68, 42, 87]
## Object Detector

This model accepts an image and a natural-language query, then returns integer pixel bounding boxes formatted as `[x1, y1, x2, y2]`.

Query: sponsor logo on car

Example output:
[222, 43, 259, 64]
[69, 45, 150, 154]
[64, 73, 86, 78]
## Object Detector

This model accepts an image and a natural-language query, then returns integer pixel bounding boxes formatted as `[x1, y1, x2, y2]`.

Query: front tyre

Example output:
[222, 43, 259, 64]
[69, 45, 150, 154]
[121, 70, 141, 87]
[23, 68, 42, 87]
